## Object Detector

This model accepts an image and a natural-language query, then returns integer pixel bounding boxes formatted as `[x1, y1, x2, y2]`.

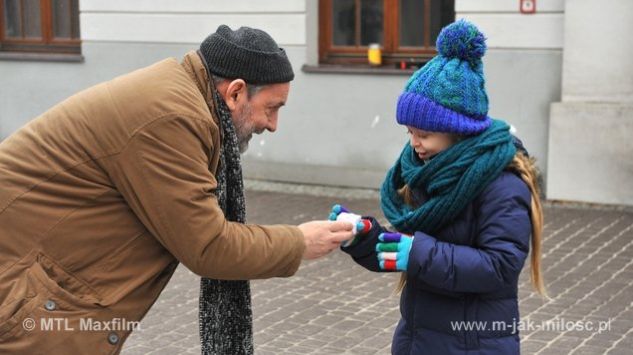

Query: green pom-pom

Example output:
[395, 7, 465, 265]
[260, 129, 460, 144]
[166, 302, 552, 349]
[436, 19, 486, 62]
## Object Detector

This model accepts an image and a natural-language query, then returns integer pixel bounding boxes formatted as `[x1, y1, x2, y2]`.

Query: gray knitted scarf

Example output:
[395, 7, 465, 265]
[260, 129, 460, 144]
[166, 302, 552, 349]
[199, 88, 253, 354]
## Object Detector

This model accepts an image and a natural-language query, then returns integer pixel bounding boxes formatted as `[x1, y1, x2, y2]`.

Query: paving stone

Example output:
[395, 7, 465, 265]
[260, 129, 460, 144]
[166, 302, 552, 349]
[119, 187, 633, 354]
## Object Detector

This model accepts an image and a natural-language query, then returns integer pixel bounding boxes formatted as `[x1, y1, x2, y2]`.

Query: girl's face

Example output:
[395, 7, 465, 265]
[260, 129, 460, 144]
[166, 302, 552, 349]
[406, 126, 458, 160]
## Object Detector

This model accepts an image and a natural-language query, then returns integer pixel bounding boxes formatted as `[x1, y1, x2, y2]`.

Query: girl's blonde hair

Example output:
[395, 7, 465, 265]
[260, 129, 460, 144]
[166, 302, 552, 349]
[394, 152, 546, 296]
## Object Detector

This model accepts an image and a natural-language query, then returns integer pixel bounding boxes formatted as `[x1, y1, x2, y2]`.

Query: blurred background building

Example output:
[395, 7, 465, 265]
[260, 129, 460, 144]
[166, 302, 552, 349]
[1, 0, 631, 205]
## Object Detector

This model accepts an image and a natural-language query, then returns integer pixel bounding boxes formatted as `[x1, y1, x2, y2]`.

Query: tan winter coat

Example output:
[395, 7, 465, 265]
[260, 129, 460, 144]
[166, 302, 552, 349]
[0, 51, 305, 354]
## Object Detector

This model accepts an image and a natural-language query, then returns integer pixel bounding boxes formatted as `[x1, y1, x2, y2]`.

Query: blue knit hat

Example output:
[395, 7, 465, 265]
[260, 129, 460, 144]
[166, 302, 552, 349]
[396, 19, 491, 135]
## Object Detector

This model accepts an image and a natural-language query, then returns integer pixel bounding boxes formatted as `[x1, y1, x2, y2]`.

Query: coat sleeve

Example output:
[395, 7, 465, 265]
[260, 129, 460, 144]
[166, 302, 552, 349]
[407, 176, 532, 293]
[106, 115, 305, 280]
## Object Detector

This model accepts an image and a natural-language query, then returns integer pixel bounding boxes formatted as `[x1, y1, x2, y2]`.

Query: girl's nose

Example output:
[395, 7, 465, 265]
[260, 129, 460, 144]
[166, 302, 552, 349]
[410, 136, 420, 148]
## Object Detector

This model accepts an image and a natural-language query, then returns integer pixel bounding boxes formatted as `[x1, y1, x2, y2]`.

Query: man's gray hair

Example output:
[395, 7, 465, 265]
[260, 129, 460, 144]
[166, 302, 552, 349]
[212, 75, 265, 99]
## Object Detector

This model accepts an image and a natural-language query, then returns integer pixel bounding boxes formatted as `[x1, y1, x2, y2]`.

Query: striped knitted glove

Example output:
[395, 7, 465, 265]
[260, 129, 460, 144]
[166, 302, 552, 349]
[376, 233, 414, 271]
[328, 204, 373, 246]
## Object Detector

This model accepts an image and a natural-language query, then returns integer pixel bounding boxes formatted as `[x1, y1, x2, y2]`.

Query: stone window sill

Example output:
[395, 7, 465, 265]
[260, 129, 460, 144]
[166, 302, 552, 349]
[302, 64, 415, 76]
[0, 52, 84, 63]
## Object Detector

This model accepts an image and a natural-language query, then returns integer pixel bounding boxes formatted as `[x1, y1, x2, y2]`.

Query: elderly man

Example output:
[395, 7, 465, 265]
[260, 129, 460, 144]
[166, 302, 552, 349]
[0, 25, 353, 354]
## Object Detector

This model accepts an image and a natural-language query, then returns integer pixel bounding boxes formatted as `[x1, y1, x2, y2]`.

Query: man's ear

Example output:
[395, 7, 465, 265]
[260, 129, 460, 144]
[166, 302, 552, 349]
[224, 79, 247, 111]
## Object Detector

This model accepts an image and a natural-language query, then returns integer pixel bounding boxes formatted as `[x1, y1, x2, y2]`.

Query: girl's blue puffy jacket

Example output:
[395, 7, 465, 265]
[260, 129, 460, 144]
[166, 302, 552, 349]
[342, 170, 532, 355]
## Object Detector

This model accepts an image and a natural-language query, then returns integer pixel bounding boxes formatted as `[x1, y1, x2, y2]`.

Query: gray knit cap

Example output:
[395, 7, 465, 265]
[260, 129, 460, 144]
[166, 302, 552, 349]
[200, 25, 294, 84]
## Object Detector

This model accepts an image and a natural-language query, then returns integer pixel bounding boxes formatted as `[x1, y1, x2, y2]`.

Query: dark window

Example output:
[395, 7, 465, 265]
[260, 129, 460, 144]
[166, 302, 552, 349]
[319, 0, 454, 67]
[0, 0, 80, 54]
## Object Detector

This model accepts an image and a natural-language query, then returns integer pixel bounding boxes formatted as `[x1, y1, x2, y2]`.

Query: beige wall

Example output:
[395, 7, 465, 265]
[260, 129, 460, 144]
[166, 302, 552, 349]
[547, 0, 633, 205]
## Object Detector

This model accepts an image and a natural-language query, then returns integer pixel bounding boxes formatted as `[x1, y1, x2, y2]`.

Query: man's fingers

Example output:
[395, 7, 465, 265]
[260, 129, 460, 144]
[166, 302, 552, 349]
[330, 230, 355, 243]
[328, 220, 354, 232]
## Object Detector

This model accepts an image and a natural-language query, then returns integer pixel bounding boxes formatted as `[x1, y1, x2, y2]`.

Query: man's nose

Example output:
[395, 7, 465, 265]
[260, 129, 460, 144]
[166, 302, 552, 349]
[267, 116, 278, 132]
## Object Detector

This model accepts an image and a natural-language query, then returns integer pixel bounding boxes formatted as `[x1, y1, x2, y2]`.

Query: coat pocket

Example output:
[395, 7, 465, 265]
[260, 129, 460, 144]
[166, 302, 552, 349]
[30, 253, 102, 309]
[0, 292, 40, 340]
[0, 255, 119, 354]
[0, 255, 98, 341]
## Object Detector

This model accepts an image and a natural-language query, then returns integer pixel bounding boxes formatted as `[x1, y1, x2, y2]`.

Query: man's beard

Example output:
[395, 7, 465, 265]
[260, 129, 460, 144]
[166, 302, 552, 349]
[233, 103, 255, 153]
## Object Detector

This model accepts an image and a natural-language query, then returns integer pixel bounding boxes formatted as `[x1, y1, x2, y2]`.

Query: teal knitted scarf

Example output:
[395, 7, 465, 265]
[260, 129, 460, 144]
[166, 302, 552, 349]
[381, 119, 517, 235]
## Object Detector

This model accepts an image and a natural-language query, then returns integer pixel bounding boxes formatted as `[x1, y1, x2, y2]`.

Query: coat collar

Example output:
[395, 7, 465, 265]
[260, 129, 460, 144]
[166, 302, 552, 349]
[181, 50, 220, 125]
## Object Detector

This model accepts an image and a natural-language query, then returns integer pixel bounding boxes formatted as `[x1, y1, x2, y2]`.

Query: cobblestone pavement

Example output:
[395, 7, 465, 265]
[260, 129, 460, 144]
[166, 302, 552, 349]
[122, 183, 633, 355]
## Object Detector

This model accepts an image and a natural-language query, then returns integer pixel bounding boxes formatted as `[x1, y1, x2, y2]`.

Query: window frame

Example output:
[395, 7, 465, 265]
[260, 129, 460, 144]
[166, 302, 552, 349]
[0, 0, 81, 55]
[318, 0, 453, 66]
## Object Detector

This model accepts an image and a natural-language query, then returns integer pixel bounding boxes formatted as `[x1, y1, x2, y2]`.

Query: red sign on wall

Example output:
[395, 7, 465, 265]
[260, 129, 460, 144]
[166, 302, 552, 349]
[520, 0, 536, 14]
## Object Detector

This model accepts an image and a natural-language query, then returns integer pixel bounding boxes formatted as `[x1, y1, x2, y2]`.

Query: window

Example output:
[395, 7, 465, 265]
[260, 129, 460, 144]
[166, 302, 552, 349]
[0, 0, 80, 54]
[319, 0, 454, 67]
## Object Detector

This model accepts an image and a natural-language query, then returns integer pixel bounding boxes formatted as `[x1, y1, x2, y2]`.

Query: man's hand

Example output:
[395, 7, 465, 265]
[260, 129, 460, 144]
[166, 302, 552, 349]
[299, 220, 354, 260]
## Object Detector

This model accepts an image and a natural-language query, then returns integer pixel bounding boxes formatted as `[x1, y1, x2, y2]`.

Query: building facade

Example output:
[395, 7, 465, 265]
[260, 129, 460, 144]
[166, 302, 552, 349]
[1, 0, 631, 205]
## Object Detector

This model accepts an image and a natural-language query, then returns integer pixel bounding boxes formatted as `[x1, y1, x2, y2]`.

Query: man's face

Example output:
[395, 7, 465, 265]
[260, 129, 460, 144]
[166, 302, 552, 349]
[228, 82, 290, 153]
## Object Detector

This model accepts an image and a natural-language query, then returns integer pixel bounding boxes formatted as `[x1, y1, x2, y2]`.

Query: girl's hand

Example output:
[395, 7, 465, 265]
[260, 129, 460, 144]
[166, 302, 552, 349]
[376, 233, 414, 271]
[328, 204, 373, 235]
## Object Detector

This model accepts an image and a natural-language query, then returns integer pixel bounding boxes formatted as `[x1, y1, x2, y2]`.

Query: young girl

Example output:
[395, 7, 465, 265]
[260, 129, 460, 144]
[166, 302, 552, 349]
[331, 20, 545, 354]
